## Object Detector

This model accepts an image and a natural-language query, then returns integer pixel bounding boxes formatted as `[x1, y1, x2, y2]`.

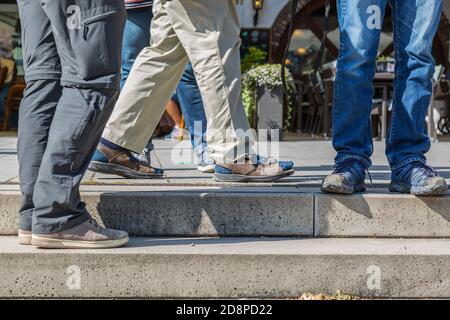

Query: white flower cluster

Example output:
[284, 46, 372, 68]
[244, 64, 294, 90]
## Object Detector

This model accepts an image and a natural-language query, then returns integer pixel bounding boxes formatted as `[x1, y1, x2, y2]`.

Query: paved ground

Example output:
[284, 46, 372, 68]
[0, 134, 449, 187]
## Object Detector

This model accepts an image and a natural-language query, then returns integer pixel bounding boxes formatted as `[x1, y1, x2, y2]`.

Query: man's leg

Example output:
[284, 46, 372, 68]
[102, 0, 190, 155]
[102, 0, 293, 182]
[322, 0, 388, 194]
[387, 0, 447, 195]
[90, 4, 162, 175]
[29, 0, 129, 248]
[175, 62, 212, 171]
[0, 83, 11, 117]
[164, 0, 293, 181]
[119, 7, 157, 164]
[163, 0, 252, 165]
[120, 7, 153, 89]
[16, 0, 61, 243]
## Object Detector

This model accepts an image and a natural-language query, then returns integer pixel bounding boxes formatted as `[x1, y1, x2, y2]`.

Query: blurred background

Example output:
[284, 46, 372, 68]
[1, 0, 450, 140]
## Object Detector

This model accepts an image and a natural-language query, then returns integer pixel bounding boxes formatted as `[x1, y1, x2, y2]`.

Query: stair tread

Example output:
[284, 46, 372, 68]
[1, 185, 449, 195]
[2, 236, 450, 255]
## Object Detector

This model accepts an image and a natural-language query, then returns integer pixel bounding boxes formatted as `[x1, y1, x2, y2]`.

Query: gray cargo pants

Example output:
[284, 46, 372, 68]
[17, 0, 126, 234]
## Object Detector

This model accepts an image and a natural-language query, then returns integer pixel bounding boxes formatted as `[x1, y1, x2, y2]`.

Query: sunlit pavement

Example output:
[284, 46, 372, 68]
[1, 135, 449, 188]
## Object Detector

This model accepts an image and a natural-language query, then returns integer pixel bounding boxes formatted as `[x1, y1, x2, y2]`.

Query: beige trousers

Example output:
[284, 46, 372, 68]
[102, 0, 255, 163]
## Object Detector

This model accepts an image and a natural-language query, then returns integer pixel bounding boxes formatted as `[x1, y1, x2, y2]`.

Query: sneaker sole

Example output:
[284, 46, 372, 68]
[389, 181, 448, 196]
[198, 165, 216, 173]
[213, 169, 294, 183]
[321, 183, 366, 195]
[18, 234, 32, 246]
[31, 235, 129, 249]
[88, 161, 163, 179]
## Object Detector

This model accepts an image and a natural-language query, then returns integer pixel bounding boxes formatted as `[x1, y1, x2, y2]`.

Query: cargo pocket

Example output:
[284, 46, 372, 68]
[34, 175, 73, 208]
[70, 91, 101, 173]
[51, 175, 73, 205]
[71, 10, 123, 80]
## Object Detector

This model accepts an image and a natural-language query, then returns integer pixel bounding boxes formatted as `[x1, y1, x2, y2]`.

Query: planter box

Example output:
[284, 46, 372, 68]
[256, 85, 283, 141]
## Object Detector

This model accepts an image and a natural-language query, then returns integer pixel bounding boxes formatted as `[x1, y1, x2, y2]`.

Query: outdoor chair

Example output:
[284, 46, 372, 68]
[293, 74, 317, 134]
[311, 73, 325, 135]
[0, 66, 7, 90]
[301, 72, 324, 135]
[292, 79, 305, 132]
[371, 98, 383, 139]
[434, 80, 450, 135]
[427, 65, 445, 140]
[320, 67, 335, 137]
[0, 66, 8, 131]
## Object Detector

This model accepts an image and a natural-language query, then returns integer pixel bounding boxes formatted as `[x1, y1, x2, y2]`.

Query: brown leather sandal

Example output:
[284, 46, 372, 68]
[88, 143, 164, 179]
[214, 159, 294, 182]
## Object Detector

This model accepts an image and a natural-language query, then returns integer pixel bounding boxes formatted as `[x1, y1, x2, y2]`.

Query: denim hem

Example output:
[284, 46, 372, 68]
[19, 209, 34, 232]
[335, 154, 371, 169]
[32, 211, 91, 235]
[390, 157, 426, 172]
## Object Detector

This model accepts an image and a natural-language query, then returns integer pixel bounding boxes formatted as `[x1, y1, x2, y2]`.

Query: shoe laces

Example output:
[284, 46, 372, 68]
[199, 152, 215, 166]
[88, 218, 103, 231]
[129, 149, 163, 175]
[131, 148, 151, 165]
[256, 155, 276, 165]
[394, 162, 437, 185]
[255, 155, 293, 171]
[333, 158, 370, 184]
[127, 151, 142, 163]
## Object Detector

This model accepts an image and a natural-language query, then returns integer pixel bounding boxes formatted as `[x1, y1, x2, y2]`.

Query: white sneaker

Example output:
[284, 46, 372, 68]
[197, 153, 215, 173]
[197, 164, 215, 173]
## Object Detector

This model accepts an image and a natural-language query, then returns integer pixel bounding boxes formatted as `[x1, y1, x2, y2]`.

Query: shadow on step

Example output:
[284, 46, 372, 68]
[127, 237, 310, 248]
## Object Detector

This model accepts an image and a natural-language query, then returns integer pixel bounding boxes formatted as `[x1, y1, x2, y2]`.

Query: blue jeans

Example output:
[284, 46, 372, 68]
[121, 7, 208, 162]
[0, 82, 11, 118]
[121, 7, 153, 89]
[333, 0, 442, 171]
[173, 63, 208, 164]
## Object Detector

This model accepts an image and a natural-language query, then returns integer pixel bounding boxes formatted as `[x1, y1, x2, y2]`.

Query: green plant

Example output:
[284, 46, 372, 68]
[241, 47, 268, 74]
[242, 64, 296, 130]
[377, 55, 394, 62]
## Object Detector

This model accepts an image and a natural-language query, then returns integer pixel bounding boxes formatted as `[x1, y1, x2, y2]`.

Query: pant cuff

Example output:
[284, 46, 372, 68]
[19, 210, 33, 232]
[102, 134, 143, 154]
[390, 157, 426, 172]
[32, 211, 91, 235]
[335, 154, 372, 169]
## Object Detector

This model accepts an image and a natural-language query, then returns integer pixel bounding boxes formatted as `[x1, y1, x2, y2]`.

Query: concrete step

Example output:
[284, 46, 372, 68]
[1, 185, 449, 238]
[1, 236, 449, 298]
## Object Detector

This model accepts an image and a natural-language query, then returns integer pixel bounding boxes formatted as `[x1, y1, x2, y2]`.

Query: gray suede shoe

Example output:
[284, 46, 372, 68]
[31, 218, 129, 249]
